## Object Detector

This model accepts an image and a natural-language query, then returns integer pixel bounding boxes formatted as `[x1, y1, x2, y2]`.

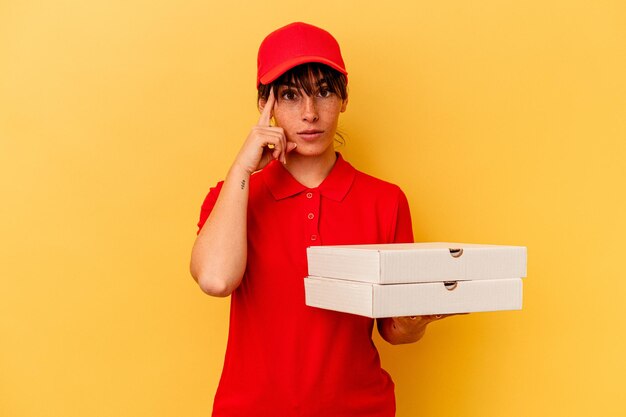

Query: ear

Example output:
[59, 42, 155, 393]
[340, 96, 349, 113]
[258, 98, 267, 114]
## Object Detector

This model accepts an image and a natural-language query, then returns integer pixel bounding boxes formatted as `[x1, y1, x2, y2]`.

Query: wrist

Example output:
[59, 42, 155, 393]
[229, 162, 254, 178]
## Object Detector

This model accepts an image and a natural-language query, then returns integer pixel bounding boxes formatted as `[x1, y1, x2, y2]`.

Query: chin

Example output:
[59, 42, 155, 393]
[291, 140, 335, 157]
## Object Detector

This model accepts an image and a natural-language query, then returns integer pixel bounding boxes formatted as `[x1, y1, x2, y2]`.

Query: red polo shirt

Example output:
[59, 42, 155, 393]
[197, 153, 414, 417]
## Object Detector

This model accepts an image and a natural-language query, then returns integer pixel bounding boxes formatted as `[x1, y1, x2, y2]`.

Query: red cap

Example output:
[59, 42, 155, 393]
[257, 22, 348, 88]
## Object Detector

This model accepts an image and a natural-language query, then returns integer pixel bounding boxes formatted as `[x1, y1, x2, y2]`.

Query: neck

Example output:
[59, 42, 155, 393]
[284, 148, 337, 188]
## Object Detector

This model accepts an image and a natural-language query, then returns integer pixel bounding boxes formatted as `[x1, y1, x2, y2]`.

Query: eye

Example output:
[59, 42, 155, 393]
[281, 89, 299, 101]
[317, 87, 332, 98]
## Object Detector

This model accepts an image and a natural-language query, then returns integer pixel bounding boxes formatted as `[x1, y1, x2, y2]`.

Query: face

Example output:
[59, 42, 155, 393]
[262, 76, 348, 158]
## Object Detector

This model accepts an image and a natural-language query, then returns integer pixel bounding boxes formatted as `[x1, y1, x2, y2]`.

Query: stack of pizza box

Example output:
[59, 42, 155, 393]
[304, 242, 527, 318]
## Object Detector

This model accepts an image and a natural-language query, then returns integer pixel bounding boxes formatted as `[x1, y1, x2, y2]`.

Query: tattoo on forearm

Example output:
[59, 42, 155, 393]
[240, 179, 246, 190]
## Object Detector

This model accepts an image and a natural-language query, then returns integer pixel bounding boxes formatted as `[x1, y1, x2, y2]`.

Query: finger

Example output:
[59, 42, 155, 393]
[253, 124, 287, 163]
[402, 314, 441, 323]
[433, 313, 467, 320]
[286, 142, 297, 153]
[398, 316, 426, 325]
[257, 87, 276, 127]
[280, 130, 287, 164]
[268, 140, 283, 161]
[264, 139, 283, 161]
[257, 142, 280, 169]
[253, 126, 283, 138]
[265, 124, 286, 164]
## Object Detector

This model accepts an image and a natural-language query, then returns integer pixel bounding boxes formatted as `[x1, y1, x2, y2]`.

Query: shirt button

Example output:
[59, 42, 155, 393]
[310, 235, 317, 241]
[307, 213, 315, 220]
[306, 192, 313, 199]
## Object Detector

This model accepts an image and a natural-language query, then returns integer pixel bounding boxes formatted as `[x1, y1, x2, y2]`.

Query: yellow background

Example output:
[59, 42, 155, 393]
[1, 1, 625, 416]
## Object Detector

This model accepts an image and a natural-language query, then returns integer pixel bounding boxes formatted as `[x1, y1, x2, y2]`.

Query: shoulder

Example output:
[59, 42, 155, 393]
[355, 169, 401, 190]
[196, 171, 266, 233]
[339, 159, 410, 220]
[350, 165, 405, 199]
[341, 159, 414, 243]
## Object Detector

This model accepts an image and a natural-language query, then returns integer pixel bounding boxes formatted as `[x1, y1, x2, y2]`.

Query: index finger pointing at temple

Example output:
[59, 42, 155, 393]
[257, 87, 276, 127]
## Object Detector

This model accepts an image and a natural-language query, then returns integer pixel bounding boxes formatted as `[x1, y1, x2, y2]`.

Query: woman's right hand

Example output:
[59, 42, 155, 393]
[234, 87, 297, 174]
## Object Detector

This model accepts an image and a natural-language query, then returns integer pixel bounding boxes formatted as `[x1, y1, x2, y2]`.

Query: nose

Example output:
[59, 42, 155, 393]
[301, 96, 319, 122]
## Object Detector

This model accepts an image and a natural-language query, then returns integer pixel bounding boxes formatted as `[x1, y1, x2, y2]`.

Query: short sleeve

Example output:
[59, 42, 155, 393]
[393, 188, 414, 244]
[196, 181, 224, 234]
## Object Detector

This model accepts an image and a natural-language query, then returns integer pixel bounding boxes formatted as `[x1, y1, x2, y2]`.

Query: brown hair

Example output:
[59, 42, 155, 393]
[257, 63, 348, 102]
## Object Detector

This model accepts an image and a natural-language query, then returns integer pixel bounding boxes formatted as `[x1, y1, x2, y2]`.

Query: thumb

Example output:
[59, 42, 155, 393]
[286, 142, 298, 153]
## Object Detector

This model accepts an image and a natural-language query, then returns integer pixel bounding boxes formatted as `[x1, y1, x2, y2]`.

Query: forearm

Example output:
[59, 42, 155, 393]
[190, 88, 290, 296]
[190, 164, 250, 297]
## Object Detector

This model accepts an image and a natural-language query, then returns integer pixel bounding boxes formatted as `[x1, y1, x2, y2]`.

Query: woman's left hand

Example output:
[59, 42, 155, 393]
[396, 313, 453, 327]
[377, 314, 466, 345]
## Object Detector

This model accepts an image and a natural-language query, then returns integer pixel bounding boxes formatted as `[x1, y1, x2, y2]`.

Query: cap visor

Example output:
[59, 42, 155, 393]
[259, 56, 347, 86]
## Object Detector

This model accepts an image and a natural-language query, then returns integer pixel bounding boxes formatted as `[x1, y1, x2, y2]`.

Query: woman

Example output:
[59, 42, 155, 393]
[191, 22, 448, 417]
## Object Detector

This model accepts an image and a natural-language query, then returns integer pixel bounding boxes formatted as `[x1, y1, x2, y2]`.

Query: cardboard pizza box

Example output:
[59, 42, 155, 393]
[304, 276, 523, 318]
[304, 242, 526, 317]
[306, 242, 527, 284]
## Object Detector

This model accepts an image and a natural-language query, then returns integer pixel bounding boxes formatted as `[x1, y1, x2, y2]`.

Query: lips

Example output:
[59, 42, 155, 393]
[297, 129, 324, 140]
